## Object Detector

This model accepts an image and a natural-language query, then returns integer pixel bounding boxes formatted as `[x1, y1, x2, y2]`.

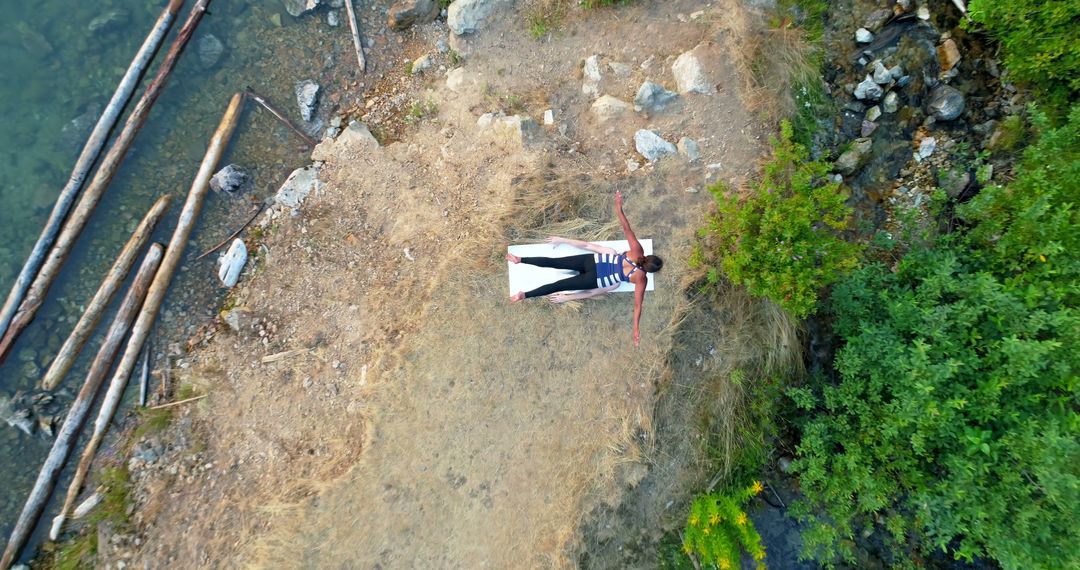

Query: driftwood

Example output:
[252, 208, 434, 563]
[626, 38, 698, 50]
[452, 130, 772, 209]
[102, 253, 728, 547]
[46, 245, 164, 542]
[195, 201, 266, 261]
[343, 0, 367, 72]
[0, 0, 213, 363]
[138, 341, 151, 407]
[243, 87, 317, 147]
[1, 244, 163, 568]
[148, 394, 207, 410]
[0, 0, 185, 347]
[39, 196, 172, 390]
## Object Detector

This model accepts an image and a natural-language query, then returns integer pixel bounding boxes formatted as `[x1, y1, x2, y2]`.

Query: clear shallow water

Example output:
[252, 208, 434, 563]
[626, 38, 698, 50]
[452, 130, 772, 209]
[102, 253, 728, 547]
[0, 0, 361, 559]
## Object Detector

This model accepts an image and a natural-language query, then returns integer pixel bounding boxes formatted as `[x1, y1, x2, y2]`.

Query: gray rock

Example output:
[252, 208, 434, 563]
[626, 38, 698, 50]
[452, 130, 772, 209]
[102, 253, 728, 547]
[283, 0, 321, 17]
[917, 4, 930, 20]
[275, 164, 323, 209]
[581, 55, 602, 99]
[0, 396, 34, 436]
[608, 61, 632, 78]
[865, 105, 881, 122]
[854, 75, 883, 100]
[388, 0, 439, 31]
[196, 33, 225, 69]
[917, 136, 937, 160]
[209, 164, 250, 195]
[672, 49, 714, 94]
[872, 61, 891, 84]
[882, 91, 899, 113]
[835, 137, 873, 175]
[863, 8, 892, 32]
[88, 10, 130, 35]
[926, 85, 965, 120]
[634, 129, 677, 161]
[218, 239, 247, 288]
[590, 95, 633, 122]
[411, 54, 432, 74]
[222, 307, 254, 333]
[634, 81, 678, 113]
[448, 0, 496, 35]
[327, 0, 344, 6]
[939, 168, 971, 198]
[677, 137, 700, 162]
[889, 65, 904, 80]
[860, 120, 878, 137]
[295, 80, 320, 122]
[855, 28, 873, 43]
[327, 9, 340, 26]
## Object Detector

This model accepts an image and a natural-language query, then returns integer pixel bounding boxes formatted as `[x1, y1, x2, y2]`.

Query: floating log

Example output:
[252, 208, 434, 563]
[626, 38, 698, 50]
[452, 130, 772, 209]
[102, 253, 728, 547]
[343, 0, 367, 72]
[243, 87, 317, 147]
[0, 0, 213, 363]
[39, 195, 172, 391]
[1, 244, 163, 568]
[0, 0, 185, 346]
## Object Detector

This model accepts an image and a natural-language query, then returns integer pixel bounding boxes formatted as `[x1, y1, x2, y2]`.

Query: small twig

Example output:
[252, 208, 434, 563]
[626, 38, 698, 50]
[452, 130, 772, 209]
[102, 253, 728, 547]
[148, 394, 206, 410]
[764, 480, 786, 509]
[243, 87, 317, 147]
[196, 202, 265, 261]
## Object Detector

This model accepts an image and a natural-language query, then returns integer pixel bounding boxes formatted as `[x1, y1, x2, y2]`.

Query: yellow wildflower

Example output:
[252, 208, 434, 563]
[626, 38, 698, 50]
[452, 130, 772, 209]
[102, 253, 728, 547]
[752, 480, 765, 495]
[1040, 254, 1047, 262]
[737, 512, 748, 526]
[719, 559, 731, 570]
[683, 542, 692, 555]
[689, 515, 700, 527]
[702, 527, 711, 536]
[754, 548, 766, 560]
[708, 513, 720, 525]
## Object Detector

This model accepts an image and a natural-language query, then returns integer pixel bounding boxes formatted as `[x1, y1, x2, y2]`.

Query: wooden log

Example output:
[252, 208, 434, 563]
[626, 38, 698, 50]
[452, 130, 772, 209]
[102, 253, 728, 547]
[39, 196, 172, 391]
[48, 246, 165, 542]
[343, 0, 367, 72]
[243, 87, 318, 147]
[0, 0, 185, 346]
[0, 244, 163, 568]
[0, 0, 213, 363]
[138, 340, 151, 407]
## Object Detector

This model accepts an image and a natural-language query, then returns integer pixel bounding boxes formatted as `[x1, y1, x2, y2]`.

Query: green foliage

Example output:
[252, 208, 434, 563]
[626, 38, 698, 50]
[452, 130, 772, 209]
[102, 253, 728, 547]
[133, 406, 173, 439]
[791, 106, 1080, 568]
[89, 466, 133, 528]
[447, 49, 463, 68]
[580, 0, 631, 7]
[51, 530, 97, 570]
[967, 0, 1080, 111]
[990, 114, 1028, 153]
[683, 482, 767, 569]
[698, 121, 860, 318]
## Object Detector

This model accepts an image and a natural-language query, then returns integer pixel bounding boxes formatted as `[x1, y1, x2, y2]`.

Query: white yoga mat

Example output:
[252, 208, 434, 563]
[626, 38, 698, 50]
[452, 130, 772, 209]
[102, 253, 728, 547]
[507, 239, 654, 294]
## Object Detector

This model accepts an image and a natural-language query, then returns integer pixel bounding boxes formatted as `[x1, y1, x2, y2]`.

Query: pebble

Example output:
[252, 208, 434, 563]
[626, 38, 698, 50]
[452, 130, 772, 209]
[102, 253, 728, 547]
[855, 28, 873, 43]
[917, 137, 937, 160]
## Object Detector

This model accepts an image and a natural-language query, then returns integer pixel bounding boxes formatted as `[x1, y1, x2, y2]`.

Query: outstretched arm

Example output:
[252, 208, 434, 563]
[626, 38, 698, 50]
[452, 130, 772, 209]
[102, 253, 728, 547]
[614, 191, 644, 259]
[547, 236, 617, 255]
[632, 280, 646, 346]
[550, 284, 619, 303]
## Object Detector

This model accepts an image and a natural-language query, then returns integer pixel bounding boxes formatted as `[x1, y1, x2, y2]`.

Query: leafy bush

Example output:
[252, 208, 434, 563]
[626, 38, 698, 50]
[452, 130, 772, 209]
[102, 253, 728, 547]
[790, 106, 1080, 568]
[968, 0, 1080, 110]
[697, 121, 860, 318]
[683, 482, 767, 569]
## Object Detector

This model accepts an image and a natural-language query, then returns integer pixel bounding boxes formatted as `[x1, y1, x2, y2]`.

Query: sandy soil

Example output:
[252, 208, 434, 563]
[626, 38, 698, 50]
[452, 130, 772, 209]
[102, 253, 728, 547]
[120, 1, 770, 567]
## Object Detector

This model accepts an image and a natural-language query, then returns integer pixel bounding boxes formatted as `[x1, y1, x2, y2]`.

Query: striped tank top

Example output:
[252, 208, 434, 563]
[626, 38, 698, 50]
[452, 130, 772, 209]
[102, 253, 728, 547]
[594, 253, 639, 288]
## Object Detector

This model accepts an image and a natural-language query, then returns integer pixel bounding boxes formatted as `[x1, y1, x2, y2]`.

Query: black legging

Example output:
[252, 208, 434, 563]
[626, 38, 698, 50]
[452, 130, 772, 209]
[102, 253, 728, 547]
[521, 254, 598, 298]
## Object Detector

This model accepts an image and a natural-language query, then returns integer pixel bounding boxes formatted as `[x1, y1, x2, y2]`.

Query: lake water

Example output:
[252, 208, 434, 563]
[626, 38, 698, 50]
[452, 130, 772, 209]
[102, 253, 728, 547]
[0, 0, 366, 561]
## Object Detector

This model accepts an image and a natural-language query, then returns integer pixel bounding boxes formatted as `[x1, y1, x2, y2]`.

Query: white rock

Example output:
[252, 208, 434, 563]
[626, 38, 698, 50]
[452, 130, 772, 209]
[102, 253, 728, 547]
[677, 137, 700, 162]
[483, 114, 540, 147]
[543, 109, 554, 125]
[582, 55, 602, 99]
[917, 4, 930, 20]
[295, 80, 320, 122]
[283, 0, 321, 17]
[446, 67, 470, 92]
[672, 49, 714, 94]
[873, 61, 892, 84]
[477, 113, 495, 128]
[311, 121, 378, 161]
[882, 91, 899, 113]
[591, 95, 633, 122]
[854, 75, 883, 100]
[275, 164, 323, 209]
[327, 9, 340, 26]
[218, 239, 247, 288]
[855, 28, 873, 43]
[917, 136, 937, 160]
[626, 159, 641, 172]
[448, 0, 496, 35]
[634, 129, 677, 161]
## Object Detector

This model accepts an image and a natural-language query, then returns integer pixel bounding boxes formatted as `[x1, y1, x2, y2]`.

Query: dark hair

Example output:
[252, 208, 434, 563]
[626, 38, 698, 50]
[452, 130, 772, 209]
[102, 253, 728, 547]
[640, 255, 663, 273]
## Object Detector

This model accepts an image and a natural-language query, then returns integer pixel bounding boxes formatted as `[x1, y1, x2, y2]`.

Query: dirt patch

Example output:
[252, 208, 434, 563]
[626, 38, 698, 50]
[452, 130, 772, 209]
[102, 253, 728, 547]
[115, 1, 773, 567]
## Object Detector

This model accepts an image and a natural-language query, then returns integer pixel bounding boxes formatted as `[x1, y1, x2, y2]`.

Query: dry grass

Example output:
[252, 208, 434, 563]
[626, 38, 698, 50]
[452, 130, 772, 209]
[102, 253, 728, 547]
[499, 168, 620, 242]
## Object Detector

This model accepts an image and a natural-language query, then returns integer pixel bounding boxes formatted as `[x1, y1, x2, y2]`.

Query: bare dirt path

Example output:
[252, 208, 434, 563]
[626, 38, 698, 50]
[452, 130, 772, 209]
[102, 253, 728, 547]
[121, 1, 768, 567]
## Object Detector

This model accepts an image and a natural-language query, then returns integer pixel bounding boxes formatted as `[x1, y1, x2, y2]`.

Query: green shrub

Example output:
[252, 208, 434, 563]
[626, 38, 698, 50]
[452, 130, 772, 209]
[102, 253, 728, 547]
[683, 482, 768, 569]
[790, 105, 1080, 568]
[968, 0, 1080, 111]
[698, 120, 860, 318]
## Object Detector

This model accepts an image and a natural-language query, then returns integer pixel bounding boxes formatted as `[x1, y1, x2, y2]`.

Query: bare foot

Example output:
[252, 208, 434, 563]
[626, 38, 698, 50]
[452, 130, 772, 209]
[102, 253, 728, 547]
[505, 252, 521, 264]
[509, 291, 525, 303]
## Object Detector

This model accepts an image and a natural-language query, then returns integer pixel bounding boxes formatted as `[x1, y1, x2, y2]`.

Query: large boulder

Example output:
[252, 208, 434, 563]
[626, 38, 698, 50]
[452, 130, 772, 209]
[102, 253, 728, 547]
[634, 129, 677, 161]
[388, 0, 439, 31]
[926, 85, 965, 121]
[634, 81, 678, 113]
[672, 49, 714, 94]
[295, 80, 320, 122]
[448, 0, 496, 35]
[591, 95, 633, 122]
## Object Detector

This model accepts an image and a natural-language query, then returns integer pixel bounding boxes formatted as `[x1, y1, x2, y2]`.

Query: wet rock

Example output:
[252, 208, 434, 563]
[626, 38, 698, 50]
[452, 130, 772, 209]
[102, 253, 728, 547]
[448, 0, 496, 35]
[388, 0, 439, 31]
[678, 137, 700, 162]
[634, 129, 676, 161]
[411, 54, 433, 74]
[863, 8, 892, 32]
[872, 61, 891, 84]
[860, 120, 878, 137]
[855, 28, 873, 43]
[196, 33, 225, 69]
[938, 168, 971, 198]
[590, 95, 632, 122]
[882, 91, 899, 113]
[283, 0, 320, 18]
[672, 48, 713, 94]
[88, 10, 130, 35]
[275, 164, 323, 210]
[209, 164, 251, 195]
[865, 105, 881, 122]
[937, 38, 961, 73]
[634, 81, 678, 113]
[581, 55, 602, 99]
[917, 136, 937, 160]
[218, 239, 247, 288]
[295, 80, 320, 122]
[0, 396, 34, 436]
[926, 85, 965, 120]
[854, 75, 883, 100]
[61, 103, 103, 149]
[835, 137, 873, 175]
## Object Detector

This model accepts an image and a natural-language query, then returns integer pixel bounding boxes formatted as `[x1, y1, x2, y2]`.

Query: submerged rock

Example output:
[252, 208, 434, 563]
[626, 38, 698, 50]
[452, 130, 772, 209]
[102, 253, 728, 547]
[0, 395, 34, 436]
[283, 0, 321, 17]
[634, 129, 677, 161]
[926, 85, 965, 121]
[61, 103, 103, 149]
[88, 10, 130, 35]
[388, 0, 439, 31]
[882, 91, 899, 113]
[209, 164, 251, 195]
[196, 33, 225, 69]
[218, 239, 247, 288]
[295, 80, 320, 122]
[634, 81, 678, 113]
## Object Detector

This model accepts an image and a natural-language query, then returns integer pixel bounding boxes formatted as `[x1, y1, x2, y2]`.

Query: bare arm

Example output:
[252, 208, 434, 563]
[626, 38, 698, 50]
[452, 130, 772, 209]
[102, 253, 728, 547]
[614, 191, 644, 259]
[632, 279, 646, 346]
[550, 284, 619, 303]
[547, 236, 617, 255]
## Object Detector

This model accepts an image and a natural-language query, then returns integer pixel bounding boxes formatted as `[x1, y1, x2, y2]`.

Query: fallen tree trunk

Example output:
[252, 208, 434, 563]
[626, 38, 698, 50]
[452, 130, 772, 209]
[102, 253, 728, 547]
[39, 195, 172, 391]
[343, 0, 367, 72]
[0, 0, 185, 346]
[243, 87, 318, 147]
[48, 245, 165, 541]
[0, 244, 164, 569]
[0, 0, 213, 363]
